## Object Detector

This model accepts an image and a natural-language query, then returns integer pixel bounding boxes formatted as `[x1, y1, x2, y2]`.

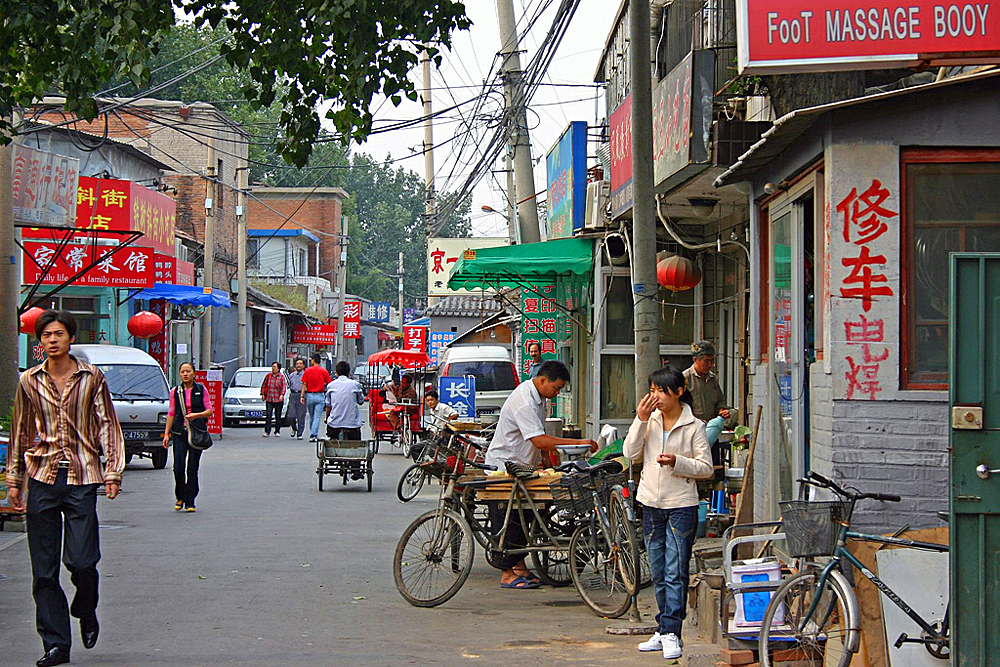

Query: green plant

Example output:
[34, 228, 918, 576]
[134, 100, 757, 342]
[731, 425, 753, 451]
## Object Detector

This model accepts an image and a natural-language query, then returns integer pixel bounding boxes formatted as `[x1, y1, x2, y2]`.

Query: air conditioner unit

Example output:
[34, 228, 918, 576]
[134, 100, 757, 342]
[583, 181, 611, 231]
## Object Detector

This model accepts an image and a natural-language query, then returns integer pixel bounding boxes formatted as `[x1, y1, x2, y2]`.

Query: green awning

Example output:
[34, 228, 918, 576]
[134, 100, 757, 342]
[447, 237, 594, 291]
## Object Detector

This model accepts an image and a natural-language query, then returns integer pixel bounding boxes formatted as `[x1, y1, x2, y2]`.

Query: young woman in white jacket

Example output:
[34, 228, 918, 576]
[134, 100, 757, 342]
[623, 365, 713, 660]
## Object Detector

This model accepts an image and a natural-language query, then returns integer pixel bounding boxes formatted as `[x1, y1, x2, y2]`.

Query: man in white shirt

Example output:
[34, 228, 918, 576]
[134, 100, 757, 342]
[423, 390, 457, 432]
[324, 361, 365, 440]
[484, 360, 597, 589]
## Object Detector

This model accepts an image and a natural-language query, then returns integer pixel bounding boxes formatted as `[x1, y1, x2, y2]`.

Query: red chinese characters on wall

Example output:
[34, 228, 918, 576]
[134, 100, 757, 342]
[836, 179, 896, 400]
[343, 301, 361, 339]
[520, 283, 559, 380]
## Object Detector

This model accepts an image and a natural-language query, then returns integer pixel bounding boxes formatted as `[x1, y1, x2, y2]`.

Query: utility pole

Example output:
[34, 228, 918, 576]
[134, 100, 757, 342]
[421, 50, 436, 229]
[200, 138, 216, 369]
[397, 251, 404, 341]
[236, 166, 248, 366]
[496, 0, 540, 244]
[334, 215, 348, 361]
[629, 0, 660, 402]
[0, 119, 16, 414]
[506, 150, 518, 244]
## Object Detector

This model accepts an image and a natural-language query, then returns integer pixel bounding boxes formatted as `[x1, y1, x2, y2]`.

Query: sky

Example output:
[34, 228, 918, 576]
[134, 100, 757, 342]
[346, 1, 620, 238]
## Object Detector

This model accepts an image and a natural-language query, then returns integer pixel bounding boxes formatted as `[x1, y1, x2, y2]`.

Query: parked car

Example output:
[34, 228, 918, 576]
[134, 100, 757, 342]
[70, 344, 171, 469]
[223, 367, 291, 427]
[436, 345, 519, 418]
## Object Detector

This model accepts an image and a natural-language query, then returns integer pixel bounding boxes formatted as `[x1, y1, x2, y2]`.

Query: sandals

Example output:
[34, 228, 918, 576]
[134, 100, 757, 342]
[501, 576, 541, 589]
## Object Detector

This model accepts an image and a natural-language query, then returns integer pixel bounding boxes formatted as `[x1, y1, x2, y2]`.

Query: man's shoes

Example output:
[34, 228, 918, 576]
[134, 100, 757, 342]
[297, 435, 304, 440]
[174, 500, 184, 512]
[262, 432, 269, 438]
[36, 646, 70, 666]
[637, 632, 661, 652]
[185, 505, 196, 513]
[661, 633, 682, 660]
[81, 615, 99, 649]
[290, 432, 297, 438]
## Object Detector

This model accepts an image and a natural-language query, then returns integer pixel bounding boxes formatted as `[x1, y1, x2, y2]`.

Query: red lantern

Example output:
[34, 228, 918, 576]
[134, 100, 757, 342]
[20, 307, 45, 335]
[657, 255, 702, 292]
[128, 311, 163, 339]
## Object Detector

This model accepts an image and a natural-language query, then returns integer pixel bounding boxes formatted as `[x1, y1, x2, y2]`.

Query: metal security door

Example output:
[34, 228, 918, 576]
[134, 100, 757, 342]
[950, 253, 1000, 665]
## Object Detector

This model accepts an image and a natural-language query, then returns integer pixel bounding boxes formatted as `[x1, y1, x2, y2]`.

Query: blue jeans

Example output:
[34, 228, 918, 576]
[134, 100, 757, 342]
[643, 504, 698, 636]
[305, 392, 325, 438]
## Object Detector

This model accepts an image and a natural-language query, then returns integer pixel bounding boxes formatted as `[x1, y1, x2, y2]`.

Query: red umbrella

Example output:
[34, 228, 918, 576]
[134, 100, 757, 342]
[367, 348, 430, 369]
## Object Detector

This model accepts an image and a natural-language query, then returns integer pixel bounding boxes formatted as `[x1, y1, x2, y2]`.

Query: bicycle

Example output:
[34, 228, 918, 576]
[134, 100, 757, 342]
[757, 471, 950, 667]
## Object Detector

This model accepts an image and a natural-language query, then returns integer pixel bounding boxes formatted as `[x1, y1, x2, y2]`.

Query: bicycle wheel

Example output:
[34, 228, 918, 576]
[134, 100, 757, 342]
[396, 464, 426, 502]
[569, 522, 634, 618]
[609, 490, 641, 596]
[394, 508, 475, 607]
[759, 570, 856, 667]
[529, 508, 574, 587]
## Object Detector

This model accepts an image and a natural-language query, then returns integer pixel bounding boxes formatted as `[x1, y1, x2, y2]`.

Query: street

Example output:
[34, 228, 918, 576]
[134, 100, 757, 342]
[0, 425, 718, 666]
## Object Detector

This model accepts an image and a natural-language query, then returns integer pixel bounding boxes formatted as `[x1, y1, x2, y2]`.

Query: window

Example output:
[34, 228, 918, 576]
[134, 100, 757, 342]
[216, 158, 224, 207]
[298, 248, 307, 276]
[247, 238, 260, 270]
[603, 273, 696, 346]
[903, 150, 1000, 388]
[230, 370, 269, 388]
[97, 364, 169, 400]
[441, 361, 518, 392]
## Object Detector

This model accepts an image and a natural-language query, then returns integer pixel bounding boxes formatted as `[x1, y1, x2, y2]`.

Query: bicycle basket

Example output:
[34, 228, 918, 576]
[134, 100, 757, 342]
[549, 473, 595, 515]
[594, 471, 628, 506]
[779, 500, 850, 558]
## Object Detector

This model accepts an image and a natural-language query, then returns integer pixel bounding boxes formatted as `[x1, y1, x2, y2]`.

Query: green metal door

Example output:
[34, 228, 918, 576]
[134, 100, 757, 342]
[950, 253, 1000, 665]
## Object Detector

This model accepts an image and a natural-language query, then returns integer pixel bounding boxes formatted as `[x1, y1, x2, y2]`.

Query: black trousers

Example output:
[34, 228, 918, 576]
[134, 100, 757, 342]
[487, 501, 529, 570]
[326, 426, 362, 440]
[264, 401, 283, 434]
[26, 468, 101, 652]
[172, 433, 203, 506]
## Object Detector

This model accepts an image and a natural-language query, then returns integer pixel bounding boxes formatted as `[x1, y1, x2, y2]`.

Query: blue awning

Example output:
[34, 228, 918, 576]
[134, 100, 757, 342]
[131, 283, 231, 307]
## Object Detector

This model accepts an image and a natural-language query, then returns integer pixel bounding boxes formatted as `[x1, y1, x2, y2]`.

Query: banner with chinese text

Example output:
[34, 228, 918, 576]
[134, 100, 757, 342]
[427, 237, 508, 296]
[520, 282, 560, 380]
[148, 299, 169, 372]
[343, 301, 361, 338]
[12, 145, 79, 227]
[292, 324, 337, 345]
[367, 301, 391, 323]
[439, 376, 476, 419]
[23, 241, 153, 288]
[429, 331, 457, 363]
[403, 325, 427, 353]
[194, 370, 224, 435]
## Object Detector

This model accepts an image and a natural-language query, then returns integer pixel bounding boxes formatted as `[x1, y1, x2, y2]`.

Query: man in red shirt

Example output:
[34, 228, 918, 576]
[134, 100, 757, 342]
[300, 353, 332, 442]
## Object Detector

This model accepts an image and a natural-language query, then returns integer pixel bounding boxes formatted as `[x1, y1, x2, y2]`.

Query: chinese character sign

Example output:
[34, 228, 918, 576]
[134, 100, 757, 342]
[438, 376, 476, 419]
[429, 331, 457, 363]
[153, 253, 176, 283]
[129, 182, 177, 255]
[149, 299, 169, 372]
[368, 301, 391, 323]
[23, 242, 153, 288]
[545, 121, 587, 239]
[292, 325, 338, 345]
[403, 326, 427, 353]
[828, 145, 901, 401]
[426, 237, 509, 296]
[194, 370, 224, 435]
[402, 308, 417, 324]
[11, 145, 79, 227]
[520, 282, 560, 381]
[175, 260, 195, 286]
[609, 94, 633, 219]
[343, 301, 361, 339]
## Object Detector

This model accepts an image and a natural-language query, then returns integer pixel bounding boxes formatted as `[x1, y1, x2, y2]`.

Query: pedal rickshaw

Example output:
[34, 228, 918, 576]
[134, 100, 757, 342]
[366, 348, 430, 456]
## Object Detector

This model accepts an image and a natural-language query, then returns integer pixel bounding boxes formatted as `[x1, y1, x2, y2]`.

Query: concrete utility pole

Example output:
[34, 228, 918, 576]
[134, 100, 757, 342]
[200, 138, 216, 369]
[629, 0, 660, 403]
[421, 50, 436, 229]
[236, 166, 248, 366]
[334, 215, 348, 361]
[397, 251, 404, 339]
[496, 0, 541, 244]
[0, 121, 17, 414]
[506, 150, 518, 244]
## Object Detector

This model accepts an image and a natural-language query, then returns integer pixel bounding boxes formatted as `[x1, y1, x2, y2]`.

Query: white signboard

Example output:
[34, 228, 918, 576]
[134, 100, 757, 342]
[427, 237, 508, 297]
[12, 144, 80, 227]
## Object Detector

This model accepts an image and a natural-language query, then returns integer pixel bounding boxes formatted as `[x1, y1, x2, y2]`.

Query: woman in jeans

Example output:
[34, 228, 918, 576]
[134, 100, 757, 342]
[623, 365, 712, 660]
[161, 362, 213, 512]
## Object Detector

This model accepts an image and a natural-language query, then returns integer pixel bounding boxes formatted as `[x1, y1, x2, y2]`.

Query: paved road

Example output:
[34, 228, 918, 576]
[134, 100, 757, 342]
[1, 424, 718, 666]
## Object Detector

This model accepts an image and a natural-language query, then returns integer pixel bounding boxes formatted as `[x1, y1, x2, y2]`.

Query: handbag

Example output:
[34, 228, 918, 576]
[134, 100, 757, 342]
[178, 386, 213, 451]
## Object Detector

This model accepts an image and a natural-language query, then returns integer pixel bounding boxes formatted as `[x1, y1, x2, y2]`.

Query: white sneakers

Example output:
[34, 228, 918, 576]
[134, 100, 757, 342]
[637, 632, 682, 660]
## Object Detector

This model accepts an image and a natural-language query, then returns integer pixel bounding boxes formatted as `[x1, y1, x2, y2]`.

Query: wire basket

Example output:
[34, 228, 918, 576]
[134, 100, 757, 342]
[550, 474, 595, 515]
[779, 500, 850, 558]
[594, 471, 628, 506]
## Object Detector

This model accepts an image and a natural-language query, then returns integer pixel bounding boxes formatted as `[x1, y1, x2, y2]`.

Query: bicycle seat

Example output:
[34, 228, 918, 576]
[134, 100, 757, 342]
[937, 510, 949, 524]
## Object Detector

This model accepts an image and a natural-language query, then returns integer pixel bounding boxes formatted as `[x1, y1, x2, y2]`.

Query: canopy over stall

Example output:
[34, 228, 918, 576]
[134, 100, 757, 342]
[447, 237, 594, 291]
[367, 348, 430, 369]
[131, 283, 231, 308]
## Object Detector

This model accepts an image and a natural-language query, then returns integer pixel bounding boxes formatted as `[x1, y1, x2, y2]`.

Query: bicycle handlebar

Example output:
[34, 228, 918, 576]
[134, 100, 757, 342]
[800, 472, 901, 503]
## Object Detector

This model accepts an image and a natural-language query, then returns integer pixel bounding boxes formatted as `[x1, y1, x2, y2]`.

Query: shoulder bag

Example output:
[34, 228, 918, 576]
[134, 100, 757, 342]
[178, 385, 213, 450]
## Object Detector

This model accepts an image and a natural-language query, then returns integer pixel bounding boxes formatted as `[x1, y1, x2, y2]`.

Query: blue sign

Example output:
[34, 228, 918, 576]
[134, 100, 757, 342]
[545, 121, 588, 239]
[403, 308, 417, 324]
[439, 376, 476, 420]
[368, 301, 391, 323]
[428, 331, 457, 364]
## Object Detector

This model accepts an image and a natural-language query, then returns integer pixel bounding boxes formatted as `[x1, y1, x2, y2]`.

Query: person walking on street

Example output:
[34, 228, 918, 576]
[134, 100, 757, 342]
[525, 341, 543, 378]
[301, 353, 332, 442]
[162, 362, 214, 513]
[624, 365, 713, 661]
[286, 358, 306, 439]
[7, 310, 125, 667]
[324, 361, 365, 440]
[260, 362, 287, 437]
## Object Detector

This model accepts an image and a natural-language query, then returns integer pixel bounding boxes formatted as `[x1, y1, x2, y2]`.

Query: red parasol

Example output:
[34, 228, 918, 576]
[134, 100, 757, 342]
[367, 348, 431, 369]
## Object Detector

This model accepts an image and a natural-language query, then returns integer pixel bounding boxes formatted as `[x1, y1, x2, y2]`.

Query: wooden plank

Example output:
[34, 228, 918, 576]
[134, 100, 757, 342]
[734, 406, 763, 559]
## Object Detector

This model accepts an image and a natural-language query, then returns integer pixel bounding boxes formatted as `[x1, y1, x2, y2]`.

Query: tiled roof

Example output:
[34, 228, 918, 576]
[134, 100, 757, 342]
[424, 295, 503, 318]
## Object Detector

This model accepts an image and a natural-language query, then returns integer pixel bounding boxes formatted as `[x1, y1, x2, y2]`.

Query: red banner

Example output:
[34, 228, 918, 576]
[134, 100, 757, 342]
[153, 253, 176, 284]
[129, 181, 176, 254]
[148, 299, 169, 372]
[738, 0, 1000, 74]
[23, 241, 153, 288]
[194, 370, 224, 435]
[403, 325, 427, 353]
[343, 301, 361, 339]
[175, 259, 195, 286]
[609, 94, 633, 219]
[292, 324, 338, 345]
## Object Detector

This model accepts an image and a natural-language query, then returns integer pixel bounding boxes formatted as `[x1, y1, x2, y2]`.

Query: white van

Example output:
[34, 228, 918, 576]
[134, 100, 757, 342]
[436, 345, 519, 417]
[70, 345, 171, 469]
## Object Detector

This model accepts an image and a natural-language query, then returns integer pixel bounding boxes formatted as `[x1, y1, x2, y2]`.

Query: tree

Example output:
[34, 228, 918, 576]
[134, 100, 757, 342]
[0, 0, 471, 165]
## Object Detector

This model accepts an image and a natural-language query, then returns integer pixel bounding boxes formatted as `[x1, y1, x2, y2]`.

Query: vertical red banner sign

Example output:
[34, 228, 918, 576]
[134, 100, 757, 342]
[148, 300, 168, 373]
[343, 301, 361, 338]
[194, 370, 224, 435]
[403, 326, 427, 353]
[152, 253, 176, 284]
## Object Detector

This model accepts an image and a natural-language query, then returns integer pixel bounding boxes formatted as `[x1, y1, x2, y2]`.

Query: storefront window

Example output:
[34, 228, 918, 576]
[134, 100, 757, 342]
[605, 276, 634, 346]
[658, 284, 695, 345]
[600, 354, 636, 420]
[772, 211, 794, 503]
[905, 159, 1000, 388]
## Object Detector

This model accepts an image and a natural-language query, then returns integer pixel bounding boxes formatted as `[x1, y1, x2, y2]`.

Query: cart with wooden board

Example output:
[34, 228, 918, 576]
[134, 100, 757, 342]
[316, 438, 374, 492]
[366, 348, 430, 456]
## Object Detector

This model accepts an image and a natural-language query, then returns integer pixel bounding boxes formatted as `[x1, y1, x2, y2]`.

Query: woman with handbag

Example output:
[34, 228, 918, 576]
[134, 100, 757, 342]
[161, 362, 214, 512]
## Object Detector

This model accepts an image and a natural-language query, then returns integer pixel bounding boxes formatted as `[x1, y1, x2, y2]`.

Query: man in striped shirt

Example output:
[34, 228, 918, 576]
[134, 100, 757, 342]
[7, 310, 125, 667]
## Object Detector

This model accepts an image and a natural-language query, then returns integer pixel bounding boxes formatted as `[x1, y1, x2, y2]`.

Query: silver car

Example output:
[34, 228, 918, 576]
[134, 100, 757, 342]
[223, 367, 291, 427]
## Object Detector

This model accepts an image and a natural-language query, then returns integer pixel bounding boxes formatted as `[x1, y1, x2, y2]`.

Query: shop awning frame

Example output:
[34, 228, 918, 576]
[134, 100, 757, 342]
[129, 283, 231, 307]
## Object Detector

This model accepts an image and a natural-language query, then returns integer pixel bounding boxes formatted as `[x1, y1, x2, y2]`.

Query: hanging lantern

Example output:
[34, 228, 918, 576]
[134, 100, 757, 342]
[128, 311, 164, 339]
[20, 307, 46, 335]
[657, 255, 702, 292]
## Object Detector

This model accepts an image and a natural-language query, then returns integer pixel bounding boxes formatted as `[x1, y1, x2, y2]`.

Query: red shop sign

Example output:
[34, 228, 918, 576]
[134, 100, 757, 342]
[153, 253, 176, 284]
[737, 0, 1000, 74]
[608, 93, 633, 219]
[292, 324, 338, 345]
[175, 259, 195, 286]
[23, 241, 153, 288]
[343, 301, 361, 339]
[403, 325, 427, 353]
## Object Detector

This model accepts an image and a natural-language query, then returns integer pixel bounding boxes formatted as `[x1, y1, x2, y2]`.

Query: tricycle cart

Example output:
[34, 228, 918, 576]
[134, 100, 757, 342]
[316, 438, 374, 492]
[366, 348, 430, 456]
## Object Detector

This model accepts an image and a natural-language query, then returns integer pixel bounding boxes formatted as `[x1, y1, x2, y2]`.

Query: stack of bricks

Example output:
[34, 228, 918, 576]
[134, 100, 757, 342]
[716, 646, 823, 666]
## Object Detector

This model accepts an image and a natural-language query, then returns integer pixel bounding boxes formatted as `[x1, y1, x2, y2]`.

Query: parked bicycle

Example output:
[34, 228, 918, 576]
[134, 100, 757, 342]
[757, 471, 949, 667]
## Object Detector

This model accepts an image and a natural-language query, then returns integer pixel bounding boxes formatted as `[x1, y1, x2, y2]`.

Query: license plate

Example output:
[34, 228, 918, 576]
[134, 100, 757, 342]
[477, 409, 497, 415]
[124, 430, 149, 441]
[246, 410, 265, 418]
